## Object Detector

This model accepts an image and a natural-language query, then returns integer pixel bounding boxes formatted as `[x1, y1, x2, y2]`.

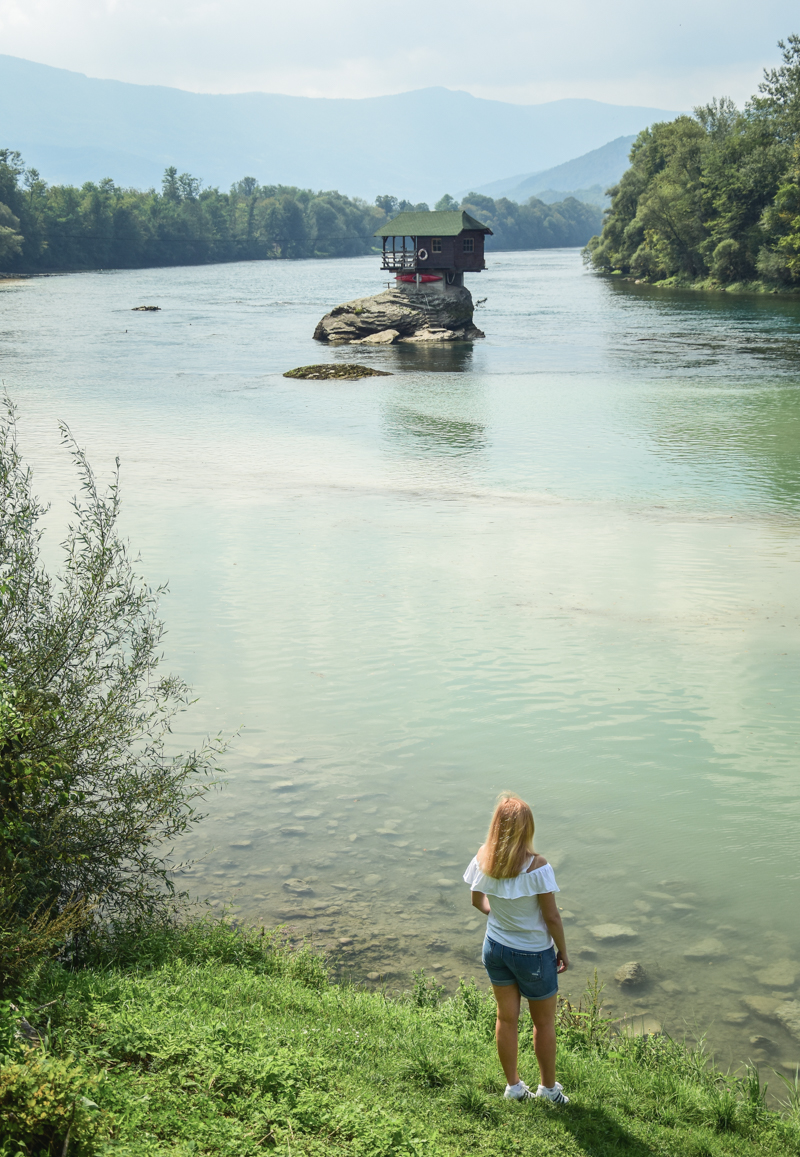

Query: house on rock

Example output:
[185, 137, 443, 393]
[374, 209, 492, 291]
[312, 209, 492, 344]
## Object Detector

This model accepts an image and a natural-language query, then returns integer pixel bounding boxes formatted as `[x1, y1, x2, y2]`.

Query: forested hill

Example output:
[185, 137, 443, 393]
[0, 152, 601, 274]
[585, 36, 800, 291]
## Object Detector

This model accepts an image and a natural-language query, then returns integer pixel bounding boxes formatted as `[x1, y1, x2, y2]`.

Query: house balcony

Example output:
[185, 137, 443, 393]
[380, 249, 419, 271]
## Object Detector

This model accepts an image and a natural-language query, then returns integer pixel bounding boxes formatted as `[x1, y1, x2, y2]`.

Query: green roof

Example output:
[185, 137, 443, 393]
[374, 209, 492, 237]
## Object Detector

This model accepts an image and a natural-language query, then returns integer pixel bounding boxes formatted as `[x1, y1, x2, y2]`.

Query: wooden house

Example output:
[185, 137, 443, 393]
[374, 209, 492, 288]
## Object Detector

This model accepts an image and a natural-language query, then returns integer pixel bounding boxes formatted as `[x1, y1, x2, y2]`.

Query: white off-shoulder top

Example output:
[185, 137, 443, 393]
[463, 854, 560, 952]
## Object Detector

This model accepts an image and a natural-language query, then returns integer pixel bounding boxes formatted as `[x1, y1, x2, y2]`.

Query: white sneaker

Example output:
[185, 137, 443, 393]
[535, 1082, 569, 1104]
[503, 1080, 534, 1100]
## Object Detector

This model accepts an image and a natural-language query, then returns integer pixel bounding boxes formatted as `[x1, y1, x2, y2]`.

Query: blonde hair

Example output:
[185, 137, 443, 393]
[477, 793, 535, 879]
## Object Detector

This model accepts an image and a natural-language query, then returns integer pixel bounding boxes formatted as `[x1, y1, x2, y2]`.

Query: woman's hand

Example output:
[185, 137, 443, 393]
[556, 951, 569, 973]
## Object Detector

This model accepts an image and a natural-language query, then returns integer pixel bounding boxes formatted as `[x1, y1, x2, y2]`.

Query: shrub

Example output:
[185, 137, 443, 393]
[0, 1050, 110, 1156]
[0, 399, 222, 965]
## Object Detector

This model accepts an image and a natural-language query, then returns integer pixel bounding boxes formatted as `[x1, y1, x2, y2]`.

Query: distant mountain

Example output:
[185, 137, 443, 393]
[535, 186, 608, 208]
[467, 136, 640, 206]
[0, 55, 678, 204]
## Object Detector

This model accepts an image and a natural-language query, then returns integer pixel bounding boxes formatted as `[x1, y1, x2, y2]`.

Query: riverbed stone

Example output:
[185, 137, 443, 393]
[756, 960, 797, 989]
[354, 329, 400, 345]
[749, 1035, 777, 1051]
[282, 879, 313, 895]
[279, 825, 306, 836]
[615, 961, 648, 987]
[683, 938, 727, 959]
[741, 995, 782, 1018]
[775, 1001, 800, 1042]
[313, 285, 484, 344]
[590, 924, 638, 942]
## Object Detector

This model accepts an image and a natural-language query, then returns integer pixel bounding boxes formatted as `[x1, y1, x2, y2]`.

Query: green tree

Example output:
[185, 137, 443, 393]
[0, 202, 23, 266]
[585, 34, 800, 289]
[434, 194, 459, 211]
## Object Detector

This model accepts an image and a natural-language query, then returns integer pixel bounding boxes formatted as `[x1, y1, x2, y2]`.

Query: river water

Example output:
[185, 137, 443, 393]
[2, 250, 799, 1074]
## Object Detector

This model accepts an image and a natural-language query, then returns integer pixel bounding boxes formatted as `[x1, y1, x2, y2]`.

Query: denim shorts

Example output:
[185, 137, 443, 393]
[482, 936, 558, 1001]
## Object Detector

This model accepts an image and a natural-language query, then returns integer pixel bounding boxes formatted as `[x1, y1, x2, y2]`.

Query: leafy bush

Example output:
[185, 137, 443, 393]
[410, 970, 445, 1010]
[0, 400, 221, 975]
[0, 1050, 110, 1156]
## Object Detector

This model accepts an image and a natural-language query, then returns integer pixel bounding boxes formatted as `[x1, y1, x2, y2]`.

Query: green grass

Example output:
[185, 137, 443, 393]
[2, 921, 800, 1156]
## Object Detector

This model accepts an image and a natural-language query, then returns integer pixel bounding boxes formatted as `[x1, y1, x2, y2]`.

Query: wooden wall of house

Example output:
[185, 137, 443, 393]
[414, 231, 486, 272]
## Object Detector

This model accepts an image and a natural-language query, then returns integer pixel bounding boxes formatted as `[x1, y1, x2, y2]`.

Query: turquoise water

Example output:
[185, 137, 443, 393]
[2, 250, 799, 1071]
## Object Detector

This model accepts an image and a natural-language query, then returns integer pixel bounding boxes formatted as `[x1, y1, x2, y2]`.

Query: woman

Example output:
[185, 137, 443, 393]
[463, 793, 569, 1103]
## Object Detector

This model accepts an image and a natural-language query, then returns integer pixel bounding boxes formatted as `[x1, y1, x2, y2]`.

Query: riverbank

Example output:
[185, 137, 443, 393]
[600, 271, 800, 297]
[4, 921, 799, 1157]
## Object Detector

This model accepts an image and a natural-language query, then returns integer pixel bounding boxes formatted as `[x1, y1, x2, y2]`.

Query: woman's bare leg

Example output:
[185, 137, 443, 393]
[492, 983, 522, 1085]
[528, 994, 558, 1088]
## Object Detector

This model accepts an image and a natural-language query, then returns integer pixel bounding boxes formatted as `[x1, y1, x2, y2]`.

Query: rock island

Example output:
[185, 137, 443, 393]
[314, 208, 492, 344]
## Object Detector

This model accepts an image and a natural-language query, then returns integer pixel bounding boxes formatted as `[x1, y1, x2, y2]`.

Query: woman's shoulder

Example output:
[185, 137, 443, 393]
[526, 852, 549, 873]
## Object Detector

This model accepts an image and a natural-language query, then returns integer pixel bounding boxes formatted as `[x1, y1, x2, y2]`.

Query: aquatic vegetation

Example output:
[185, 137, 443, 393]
[283, 363, 392, 379]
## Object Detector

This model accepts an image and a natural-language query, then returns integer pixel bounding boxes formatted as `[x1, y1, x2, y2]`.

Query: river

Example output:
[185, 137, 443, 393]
[2, 249, 799, 1073]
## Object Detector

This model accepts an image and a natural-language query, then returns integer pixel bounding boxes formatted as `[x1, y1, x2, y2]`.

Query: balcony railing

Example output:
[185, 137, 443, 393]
[381, 249, 418, 270]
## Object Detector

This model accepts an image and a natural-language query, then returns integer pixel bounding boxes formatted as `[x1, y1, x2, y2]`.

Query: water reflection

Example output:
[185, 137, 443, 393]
[385, 406, 487, 457]
[642, 385, 800, 512]
[604, 279, 800, 377]
[387, 341, 476, 374]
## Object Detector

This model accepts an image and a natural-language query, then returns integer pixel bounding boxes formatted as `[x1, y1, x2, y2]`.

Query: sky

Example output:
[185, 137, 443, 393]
[0, 0, 797, 108]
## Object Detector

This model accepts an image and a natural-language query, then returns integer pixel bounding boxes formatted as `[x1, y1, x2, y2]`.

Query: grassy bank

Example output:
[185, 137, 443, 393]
[602, 271, 800, 297]
[2, 922, 799, 1157]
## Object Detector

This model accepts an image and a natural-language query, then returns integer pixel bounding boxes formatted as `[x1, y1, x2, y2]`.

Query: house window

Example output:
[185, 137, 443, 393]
[431, 238, 442, 253]
[462, 237, 474, 253]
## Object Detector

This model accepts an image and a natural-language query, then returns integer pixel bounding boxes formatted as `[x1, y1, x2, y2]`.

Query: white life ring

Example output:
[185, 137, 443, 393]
[417, 248, 428, 260]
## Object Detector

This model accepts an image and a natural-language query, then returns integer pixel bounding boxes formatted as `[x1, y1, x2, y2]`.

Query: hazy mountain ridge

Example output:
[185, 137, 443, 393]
[467, 136, 639, 207]
[1, 55, 677, 203]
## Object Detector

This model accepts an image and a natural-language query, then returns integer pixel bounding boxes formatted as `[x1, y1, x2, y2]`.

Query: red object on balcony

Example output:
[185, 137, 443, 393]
[395, 274, 442, 283]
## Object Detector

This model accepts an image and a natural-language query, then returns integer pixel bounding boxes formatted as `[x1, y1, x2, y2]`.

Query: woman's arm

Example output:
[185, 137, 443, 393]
[471, 890, 490, 916]
[538, 892, 569, 972]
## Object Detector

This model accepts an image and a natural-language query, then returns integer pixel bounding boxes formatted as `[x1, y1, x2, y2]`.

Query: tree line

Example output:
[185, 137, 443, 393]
[0, 152, 602, 273]
[585, 35, 800, 289]
[436, 192, 602, 251]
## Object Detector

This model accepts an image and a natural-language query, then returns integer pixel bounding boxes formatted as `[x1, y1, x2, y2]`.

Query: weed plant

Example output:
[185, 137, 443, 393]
[1, 920, 799, 1156]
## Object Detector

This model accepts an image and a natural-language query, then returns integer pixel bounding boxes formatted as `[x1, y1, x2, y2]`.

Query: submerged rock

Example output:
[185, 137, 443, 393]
[590, 923, 638, 942]
[283, 363, 392, 380]
[683, 938, 727, 959]
[615, 961, 648, 987]
[741, 994, 782, 1017]
[313, 285, 485, 344]
[756, 960, 797, 989]
[776, 1001, 800, 1042]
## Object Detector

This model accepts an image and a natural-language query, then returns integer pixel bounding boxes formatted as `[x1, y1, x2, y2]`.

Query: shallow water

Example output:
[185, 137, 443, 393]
[2, 250, 799, 1073]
